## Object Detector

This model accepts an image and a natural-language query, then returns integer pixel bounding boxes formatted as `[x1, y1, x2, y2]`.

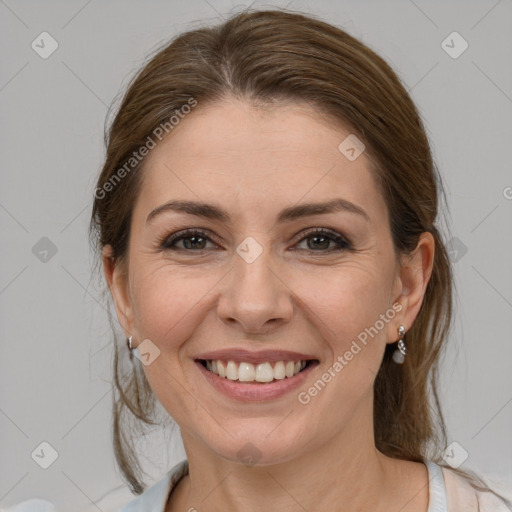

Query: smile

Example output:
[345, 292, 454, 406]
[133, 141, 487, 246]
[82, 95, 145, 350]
[200, 359, 310, 383]
[195, 357, 320, 402]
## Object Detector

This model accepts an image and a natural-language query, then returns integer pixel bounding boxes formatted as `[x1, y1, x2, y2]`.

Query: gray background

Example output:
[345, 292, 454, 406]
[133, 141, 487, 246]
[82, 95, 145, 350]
[1, 0, 511, 510]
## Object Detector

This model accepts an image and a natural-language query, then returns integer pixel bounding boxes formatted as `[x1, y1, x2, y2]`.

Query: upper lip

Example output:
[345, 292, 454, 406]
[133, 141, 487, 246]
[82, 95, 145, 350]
[194, 349, 319, 364]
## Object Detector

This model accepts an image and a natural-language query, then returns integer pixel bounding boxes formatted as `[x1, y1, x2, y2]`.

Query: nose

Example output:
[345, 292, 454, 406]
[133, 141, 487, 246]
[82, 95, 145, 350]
[217, 241, 293, 335]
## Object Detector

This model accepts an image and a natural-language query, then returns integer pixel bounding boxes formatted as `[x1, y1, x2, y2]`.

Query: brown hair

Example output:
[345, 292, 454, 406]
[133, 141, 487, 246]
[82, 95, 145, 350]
[89, 7, 510, 505]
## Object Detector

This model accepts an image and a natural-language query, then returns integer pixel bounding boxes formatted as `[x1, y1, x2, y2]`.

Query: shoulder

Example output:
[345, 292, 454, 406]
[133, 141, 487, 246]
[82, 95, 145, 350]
[118, 460, 189, 512]
[440, 465, 512, 512]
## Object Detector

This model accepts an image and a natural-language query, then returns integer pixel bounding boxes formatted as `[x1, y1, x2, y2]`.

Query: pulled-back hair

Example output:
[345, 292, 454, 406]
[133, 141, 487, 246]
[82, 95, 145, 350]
[89, 8, 510, 506]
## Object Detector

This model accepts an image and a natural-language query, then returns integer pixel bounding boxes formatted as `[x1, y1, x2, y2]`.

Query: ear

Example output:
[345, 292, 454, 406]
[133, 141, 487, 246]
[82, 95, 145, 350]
[386, 231, 435, 344]
[102, 245, 136, 340]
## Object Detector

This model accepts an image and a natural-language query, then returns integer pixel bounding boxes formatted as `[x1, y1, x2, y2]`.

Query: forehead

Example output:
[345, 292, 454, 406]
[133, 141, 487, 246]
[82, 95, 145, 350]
[133, 99, 387, 229]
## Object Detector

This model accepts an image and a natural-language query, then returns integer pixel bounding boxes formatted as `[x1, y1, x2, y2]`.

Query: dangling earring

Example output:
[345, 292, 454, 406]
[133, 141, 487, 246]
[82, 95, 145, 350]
[392, 325, 407, 364]
[127, 335, 134, 361]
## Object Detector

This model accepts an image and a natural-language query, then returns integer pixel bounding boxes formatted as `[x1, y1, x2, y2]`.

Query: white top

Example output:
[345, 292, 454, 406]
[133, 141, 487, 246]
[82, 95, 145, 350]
[4, 459, 509, 511]
[116, 458, 512, 512]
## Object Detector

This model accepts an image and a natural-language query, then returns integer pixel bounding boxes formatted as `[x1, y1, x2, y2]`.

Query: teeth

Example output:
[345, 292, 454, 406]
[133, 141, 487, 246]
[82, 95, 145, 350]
[226, 361, 238, 381]
[238, 362, 256, 382]
[255, 362, 274, 382]
[204, 359, 309, 382]
[273, 361, 286, 380]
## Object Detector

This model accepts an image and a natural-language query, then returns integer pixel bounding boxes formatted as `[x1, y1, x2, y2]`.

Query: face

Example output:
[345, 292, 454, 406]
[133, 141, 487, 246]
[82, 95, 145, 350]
[105, 98, 429, 466]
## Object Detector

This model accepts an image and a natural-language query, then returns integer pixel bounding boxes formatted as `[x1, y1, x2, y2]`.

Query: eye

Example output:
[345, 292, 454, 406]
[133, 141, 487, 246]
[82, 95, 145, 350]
[294, 228, 352, 252]
[159, 227, 352, 254]
[160, 229, 218, 251]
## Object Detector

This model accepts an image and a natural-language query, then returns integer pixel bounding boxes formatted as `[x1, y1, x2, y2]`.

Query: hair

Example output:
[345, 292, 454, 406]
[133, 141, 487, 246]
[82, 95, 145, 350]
[88, 7, 511, 506]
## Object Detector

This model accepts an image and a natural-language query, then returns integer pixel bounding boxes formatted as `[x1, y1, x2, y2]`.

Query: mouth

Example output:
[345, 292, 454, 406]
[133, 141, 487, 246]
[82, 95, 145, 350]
[196, 358, 318, 384]
[193, 348, 320, 401]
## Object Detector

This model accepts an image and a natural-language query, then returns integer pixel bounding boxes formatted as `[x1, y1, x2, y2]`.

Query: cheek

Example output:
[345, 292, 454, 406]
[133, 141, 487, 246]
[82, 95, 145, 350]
[129, 265, 227, 417]
[131, 256, 393, 365]
[292, 267, 393, 427]
[291, 264, 393, 418]
[130, 254, 393, 428]
[131, 264, 214, 339]
[130, 269, 216, 426]
[294, 261, 393, 348]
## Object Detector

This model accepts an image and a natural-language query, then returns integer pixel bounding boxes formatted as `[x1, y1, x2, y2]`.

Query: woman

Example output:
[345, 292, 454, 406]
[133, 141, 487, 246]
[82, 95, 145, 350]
[89, 8, 511, 512]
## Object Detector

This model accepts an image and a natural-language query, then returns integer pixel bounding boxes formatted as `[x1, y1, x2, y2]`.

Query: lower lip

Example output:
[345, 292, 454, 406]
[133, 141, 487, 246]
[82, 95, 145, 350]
[196, 361, 318, 402]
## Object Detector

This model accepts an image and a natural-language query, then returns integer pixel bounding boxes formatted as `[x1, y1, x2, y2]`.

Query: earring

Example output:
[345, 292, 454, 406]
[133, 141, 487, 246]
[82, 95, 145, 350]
[392, 325, 407, 364]
[127, 336, 134, 361]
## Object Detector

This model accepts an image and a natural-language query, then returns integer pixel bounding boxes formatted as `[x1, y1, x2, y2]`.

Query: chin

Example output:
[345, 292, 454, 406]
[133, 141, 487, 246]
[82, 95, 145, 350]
[201, 418, 312, 467]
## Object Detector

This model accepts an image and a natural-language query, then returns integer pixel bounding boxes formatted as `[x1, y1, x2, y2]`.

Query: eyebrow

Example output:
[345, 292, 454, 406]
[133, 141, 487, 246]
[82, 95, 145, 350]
[146, 198, 370, 225]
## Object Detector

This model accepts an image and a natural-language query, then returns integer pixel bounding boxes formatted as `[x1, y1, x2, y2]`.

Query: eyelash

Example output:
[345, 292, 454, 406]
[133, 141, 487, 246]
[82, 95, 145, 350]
[158, 227, 352, 254]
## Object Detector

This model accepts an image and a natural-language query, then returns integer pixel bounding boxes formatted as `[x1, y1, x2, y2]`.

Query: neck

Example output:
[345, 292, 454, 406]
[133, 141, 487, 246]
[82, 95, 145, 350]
[170, 399, 401, 512]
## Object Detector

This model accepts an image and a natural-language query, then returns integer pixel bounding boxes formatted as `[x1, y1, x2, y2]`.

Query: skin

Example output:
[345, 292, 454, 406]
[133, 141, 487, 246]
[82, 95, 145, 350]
[103, 98, 435, 511]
